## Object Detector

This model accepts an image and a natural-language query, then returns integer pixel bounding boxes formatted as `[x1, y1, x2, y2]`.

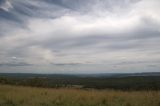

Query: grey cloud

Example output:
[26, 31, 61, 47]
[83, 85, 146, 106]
[3, 0, 141, 22]
[0, 0, 160, 73]
[52, 63, 82, 66]
[44, 0, 141, 13]
[0, 8, 21, 22]
[0, 62, 32, 67]
[0, 0, 69, 27]
[41, 29, 160, 52]
[11, 0, 68, 18]
[0, 0, 5, 4]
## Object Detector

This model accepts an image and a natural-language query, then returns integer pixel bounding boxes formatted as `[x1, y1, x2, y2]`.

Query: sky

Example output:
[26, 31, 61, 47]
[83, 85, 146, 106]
[0, 0, 160, 74]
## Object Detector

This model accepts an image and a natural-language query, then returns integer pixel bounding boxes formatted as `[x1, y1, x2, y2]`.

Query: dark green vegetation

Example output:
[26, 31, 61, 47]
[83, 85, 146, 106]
[0, 73, 160, 90]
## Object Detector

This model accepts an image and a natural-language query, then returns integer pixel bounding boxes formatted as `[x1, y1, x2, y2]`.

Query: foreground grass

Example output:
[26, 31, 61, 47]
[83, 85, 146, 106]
[0, 85, 160, 106]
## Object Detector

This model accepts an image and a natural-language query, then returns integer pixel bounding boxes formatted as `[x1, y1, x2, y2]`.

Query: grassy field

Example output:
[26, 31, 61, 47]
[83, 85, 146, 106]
[0, 85, 160, 106]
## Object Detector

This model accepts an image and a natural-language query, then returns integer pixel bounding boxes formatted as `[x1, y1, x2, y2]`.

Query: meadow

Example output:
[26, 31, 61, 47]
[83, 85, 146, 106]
[0, 84, 160, 106]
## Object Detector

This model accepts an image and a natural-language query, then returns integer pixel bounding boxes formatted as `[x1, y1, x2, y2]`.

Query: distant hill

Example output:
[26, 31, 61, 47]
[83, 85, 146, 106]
[0, 72, 160, 90]
[0, 72, 160, 78]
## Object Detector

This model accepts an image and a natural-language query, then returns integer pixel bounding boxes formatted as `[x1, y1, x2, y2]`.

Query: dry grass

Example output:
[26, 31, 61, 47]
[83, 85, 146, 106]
[0, 84, 160, 106]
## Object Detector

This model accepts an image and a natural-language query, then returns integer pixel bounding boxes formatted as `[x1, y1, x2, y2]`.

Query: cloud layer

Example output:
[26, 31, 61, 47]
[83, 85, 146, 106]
[0, 0, 160, 73]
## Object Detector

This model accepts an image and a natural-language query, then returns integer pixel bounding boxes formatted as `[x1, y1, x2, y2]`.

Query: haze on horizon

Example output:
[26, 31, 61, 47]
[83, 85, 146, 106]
[0, 0, 160, 74]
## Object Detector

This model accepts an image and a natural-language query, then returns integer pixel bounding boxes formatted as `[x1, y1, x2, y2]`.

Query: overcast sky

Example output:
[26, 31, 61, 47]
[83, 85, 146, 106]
[0, 0, 160, 73]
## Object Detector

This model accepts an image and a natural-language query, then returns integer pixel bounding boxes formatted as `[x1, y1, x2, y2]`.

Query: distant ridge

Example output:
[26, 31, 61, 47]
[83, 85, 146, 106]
[0, 72, 160, 78]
